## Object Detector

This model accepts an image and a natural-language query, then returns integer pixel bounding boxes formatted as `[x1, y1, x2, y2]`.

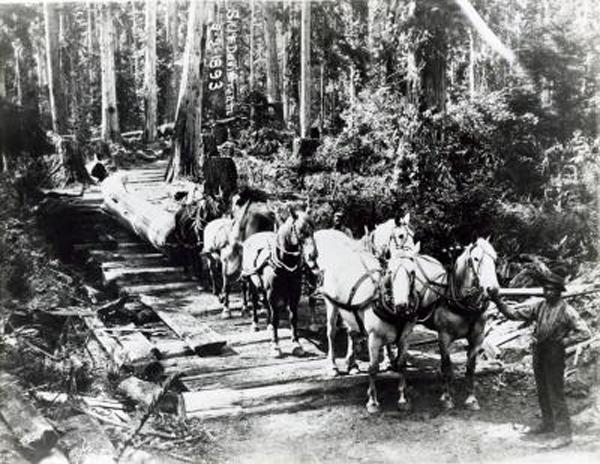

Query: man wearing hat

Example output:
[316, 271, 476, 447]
[488, 268, 591, 449]
[332, 211, 353, 238]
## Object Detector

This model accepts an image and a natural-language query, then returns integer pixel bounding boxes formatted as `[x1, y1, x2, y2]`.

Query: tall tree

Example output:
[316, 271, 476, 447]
[44, 0, 66, 133]
[99, 2, 120, 142]
[164, 0, 179, 122]
[143, 0, 157, 142]
[165, 0, 206, 182]
[263, 1, 281, 120]
[13, 40, 22, 105]
[299, 0, 311, 137]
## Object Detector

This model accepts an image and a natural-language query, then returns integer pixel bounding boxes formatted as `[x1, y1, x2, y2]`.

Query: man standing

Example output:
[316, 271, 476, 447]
[488, 269, 591, 449]
[332, 211, 353, 238]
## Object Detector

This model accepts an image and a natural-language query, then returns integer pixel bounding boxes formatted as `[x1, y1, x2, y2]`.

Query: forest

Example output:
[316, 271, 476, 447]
[0, 1, 600, 461]
[0, 0, 597, 266]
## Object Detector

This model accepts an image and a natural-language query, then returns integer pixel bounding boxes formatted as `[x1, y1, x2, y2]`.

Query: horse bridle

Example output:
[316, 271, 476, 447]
[388, 225, 415, 254]
[271, 218, 314, 274]
[380, 258, 419, 316]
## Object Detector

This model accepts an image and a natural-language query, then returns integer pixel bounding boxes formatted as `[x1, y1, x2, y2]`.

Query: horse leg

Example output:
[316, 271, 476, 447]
[240, 278, 249, 317]
[439, 331, 455, 410]
[464, 324, 485, 411]
[343, 330, 358, 374]
[289, 277, 304, 357]
[308, 293, 319, 333]
[220, 262, 231, 319]
[396, 321, 416, 412]
[325, 300, 339, 375]
[366, 331, 383, 414]
[268, 284, 283, 358]
[249, 279, 261, 331]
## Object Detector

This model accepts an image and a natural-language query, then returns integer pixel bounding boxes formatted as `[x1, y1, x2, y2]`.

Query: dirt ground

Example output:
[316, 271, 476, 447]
[191, 371, 600, 464]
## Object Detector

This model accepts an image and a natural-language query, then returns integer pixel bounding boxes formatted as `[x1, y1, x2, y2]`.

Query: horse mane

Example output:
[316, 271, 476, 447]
[235, 186, 270, 206]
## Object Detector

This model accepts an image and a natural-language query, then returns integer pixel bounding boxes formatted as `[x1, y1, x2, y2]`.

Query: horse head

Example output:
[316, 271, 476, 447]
[279, 207, 318, 271]
[456, 237, 499, 300]
[389, 213, 416, 258]
[384, 256, 418, 316]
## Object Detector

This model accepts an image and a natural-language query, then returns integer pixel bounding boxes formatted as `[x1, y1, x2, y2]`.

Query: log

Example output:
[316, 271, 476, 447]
[118, 331, 156, 365]
[56, 414, 117, 464]
[117, 377, 179, 413]
[499, 284, 598, 298]
[139, 294, 226, 355]
[37, 448, 70, 464]
[33, 391, 124, 410]
[0, 419, 28, 464]
[101, 173, 176, 250]
[118, 377, 161, 408]
[151, 338, 193, 359]
[0, 373, 58, 457]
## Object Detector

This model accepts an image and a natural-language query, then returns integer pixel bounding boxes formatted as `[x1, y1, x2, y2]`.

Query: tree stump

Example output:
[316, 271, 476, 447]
[203, 156, 237, 202]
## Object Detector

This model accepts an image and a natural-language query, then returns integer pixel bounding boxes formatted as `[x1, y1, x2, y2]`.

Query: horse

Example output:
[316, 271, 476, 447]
[361, 213, 415, 262]
[379, 237, 500, 412]
[242, 208, 318, 357]
[213, 188, 277, 319]
[201, 217, 235, 295]
[312, 231, 499, 413]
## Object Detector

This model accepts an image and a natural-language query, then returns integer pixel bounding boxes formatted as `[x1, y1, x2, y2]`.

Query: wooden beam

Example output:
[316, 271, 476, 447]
[56, 414, 117, 464]
[139, 294, 226, 355]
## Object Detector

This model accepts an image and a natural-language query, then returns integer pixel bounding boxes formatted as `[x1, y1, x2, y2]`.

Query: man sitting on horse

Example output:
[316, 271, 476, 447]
[488, 267, 591, 449]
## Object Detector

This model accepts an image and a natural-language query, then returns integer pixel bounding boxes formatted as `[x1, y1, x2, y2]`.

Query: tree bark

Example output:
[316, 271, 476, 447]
[44, 1, 66, 134]
[299, 0, 311, 137]
[468, 28, 475, 100]
[165, 0, 206, 182]
[282, 0, 291, 127]
[263, 1, 282, 120]
[100, 2, 120, 142]
[13, 43, 22, 105]
[165, 0, 180, 122]
[143, 0, 158, 142]
[0, 63, 6, 98]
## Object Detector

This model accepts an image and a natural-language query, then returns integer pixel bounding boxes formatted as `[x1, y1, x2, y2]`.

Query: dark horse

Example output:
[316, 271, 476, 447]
[241, 208, 318, 357]
[217, 187, 277, 318]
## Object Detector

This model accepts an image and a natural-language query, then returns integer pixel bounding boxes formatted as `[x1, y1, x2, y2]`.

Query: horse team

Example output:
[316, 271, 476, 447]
[198, 191, 500, 414]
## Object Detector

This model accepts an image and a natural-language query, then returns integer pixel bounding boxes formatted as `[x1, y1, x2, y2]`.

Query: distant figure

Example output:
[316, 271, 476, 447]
[332, 211, 353, 238]
[488, 267, 591, 449]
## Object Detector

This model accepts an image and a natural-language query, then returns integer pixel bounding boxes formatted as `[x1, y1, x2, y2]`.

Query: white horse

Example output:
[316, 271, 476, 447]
[362, 213, 416, 261]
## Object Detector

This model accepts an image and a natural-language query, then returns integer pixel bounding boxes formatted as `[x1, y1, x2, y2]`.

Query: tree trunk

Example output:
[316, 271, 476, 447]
[319, 61, 324, 134]
[299, 0, 311, 137]
[249, 0, 255, 126]
[100, 2, 120, 142]
[13, 44, 22, 105]
[165, 0, 206, 182]
[165, 0, 179, 122]
[468, 28, 475, 100]
[0, 63, 6, 98]
[131, 1, 140, 92]
[44, 1, 66, 134]
[281, 0, 290, 127]
[263, 1, 282, 121]
[143, 0, 158, 142]
[86, 1, 94, 99]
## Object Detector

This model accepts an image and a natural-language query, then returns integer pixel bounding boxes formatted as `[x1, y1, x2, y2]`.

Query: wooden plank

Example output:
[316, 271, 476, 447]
[33, 391, 124, 410]
[82, 315, 127, 367]
[147, 308, 226, 356]
[151, 338, 193, 359]
[0, 374, 59, 456]
[120, 282, 199, 295]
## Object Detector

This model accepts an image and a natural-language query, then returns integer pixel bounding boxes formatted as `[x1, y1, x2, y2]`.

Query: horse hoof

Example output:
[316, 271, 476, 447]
[441, 398, 455, 411]
[328, 365, 340, 377]
[464, 396, 481, 411]
[251, 322, 259, 332]
[397, 400, 411, 412]
[221, 309, 231, 319]
[308, 323, 320, 333]
[291, 344, 305, 357]
[366, 402, 380, 414]
[240, 306, 249, 317]
[271, 344, 283, 358]
[344, 363, 360, 375]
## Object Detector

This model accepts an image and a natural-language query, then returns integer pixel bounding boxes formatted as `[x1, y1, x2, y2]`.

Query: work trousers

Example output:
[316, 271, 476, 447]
[533, 340, 571, 436]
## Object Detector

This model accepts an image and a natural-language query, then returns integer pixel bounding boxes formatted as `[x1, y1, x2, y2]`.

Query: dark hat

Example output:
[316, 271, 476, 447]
[537, 269, 567, 292]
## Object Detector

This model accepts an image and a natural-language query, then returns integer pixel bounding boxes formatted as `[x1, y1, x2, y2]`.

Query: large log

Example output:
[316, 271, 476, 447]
[56, 414, 117, 464]
[499, 284, 598, 298]
[0, 373, 59, 457]
[101, 173, 176, 250]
